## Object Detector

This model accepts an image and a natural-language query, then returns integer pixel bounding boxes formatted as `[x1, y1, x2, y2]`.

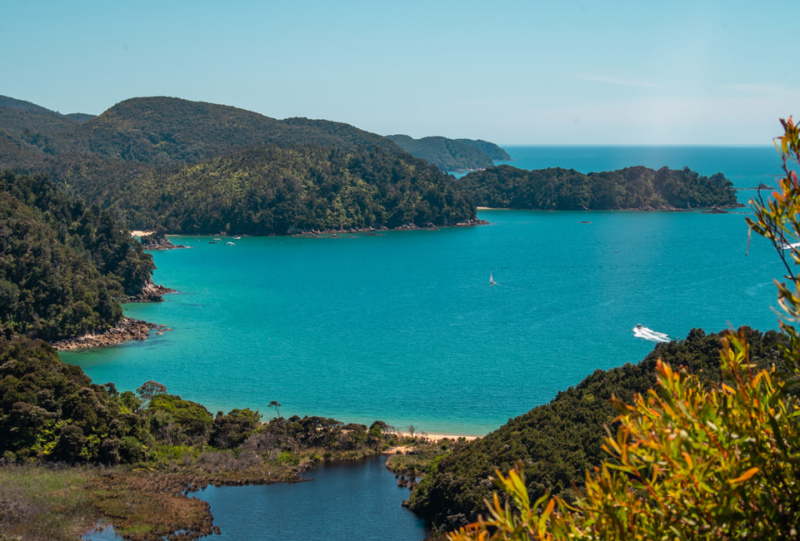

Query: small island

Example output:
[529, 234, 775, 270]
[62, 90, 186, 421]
[458, 164, 742, 210]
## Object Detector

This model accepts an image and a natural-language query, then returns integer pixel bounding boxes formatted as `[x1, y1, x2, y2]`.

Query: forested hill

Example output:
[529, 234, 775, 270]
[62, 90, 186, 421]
[386, 134, 500, 171]
[71, 145, 476, 235]
[0, 95, 483, 234]
[406, 328, 785, 530]
[0, 95, 403, 166]
[72, 98, 406, 164]
[455, 138, 511, 161]
[458, 164, 741, 210]
[0, 170, 154, 341]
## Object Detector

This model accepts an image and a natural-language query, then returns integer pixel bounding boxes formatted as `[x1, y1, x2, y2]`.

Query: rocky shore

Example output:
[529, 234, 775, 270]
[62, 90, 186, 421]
[51, 317, 160, 351]
[139, 233, 188, 250]
[127, 278, 176, 302]
[292, 218, 489, 237]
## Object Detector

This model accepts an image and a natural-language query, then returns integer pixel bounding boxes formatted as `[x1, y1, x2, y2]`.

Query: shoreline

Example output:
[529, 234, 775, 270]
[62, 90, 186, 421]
[52, 317, 168, 351]
[127, 218, 490, 240]
[53, 279, 176, 351]
[477, 204, 745, 212]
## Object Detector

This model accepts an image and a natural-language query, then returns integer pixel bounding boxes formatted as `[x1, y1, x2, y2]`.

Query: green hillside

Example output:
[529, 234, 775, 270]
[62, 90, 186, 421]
[458, 164, 740, 210]
[387, 134, 497, 171]
[75, 144, 476, 234]
[0, 96, 481, 234]
[64, 113, 95, 123]
[0, 96, 406, 167]
[72, 97, 406, 165]
[455, 138, 511, 160]
[406, 328, 785, 530]
[0, 170, 154, 341]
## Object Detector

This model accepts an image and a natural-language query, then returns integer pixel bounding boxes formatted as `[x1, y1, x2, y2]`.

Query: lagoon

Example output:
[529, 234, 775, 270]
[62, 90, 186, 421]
[197, 456, 426, 540]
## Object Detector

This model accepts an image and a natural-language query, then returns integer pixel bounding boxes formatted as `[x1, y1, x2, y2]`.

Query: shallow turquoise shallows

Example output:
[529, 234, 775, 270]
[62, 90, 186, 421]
[61, 146, 787, 435]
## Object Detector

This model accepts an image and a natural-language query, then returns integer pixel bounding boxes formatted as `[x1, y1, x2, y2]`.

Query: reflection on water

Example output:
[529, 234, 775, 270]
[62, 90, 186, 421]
[197, 455, 427, 540]
[84, 456, 426, 540]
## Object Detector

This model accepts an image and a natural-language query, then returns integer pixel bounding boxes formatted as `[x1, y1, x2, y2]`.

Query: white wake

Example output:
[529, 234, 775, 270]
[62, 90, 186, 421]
[633, 325, 671, 343]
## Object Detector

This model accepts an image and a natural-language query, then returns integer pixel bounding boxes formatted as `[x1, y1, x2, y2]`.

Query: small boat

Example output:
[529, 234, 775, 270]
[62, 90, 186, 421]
[209, 240, 218, 244]
[225, 241, 235, 246]
[490, 273, 497, 285]
[233, 236, 241, 240]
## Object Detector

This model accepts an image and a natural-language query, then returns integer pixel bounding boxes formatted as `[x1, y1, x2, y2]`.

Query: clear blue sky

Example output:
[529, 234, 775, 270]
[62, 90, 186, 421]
[2, 0, 797, 144]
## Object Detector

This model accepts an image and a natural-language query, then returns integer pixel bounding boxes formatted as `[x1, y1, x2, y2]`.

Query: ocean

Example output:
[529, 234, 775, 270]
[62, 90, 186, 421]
[62, 146, 785, 436]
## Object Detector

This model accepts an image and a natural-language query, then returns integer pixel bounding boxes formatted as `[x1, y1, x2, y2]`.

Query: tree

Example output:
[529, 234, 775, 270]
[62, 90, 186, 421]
[136, 380, 167, 402]
[268, 400, 282, 418]
[448, 118, 800, 541]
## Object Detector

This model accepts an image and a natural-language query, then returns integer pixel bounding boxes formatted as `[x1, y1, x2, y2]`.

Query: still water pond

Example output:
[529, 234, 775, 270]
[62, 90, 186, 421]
[197, 456, 426, 540]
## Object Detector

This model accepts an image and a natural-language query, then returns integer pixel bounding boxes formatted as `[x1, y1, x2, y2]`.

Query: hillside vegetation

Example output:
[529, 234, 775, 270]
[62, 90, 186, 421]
[387, 134, 498, 171]
[0, 96, 480, 234]
[56, 144, 476, 234]
[458, 164, 740, 210]
[455, 138, 511, 160]
[0, 170, 154, 341]
[407, 328, 785, 530]
[0, 95, 403, 166]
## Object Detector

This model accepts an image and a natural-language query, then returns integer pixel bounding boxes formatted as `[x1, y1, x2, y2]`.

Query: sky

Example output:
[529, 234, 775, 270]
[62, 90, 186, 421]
[1, 0, 798, 144]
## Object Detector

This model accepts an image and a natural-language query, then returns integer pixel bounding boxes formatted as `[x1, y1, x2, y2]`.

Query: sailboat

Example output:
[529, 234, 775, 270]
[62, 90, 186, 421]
[490, 273, 497, 285]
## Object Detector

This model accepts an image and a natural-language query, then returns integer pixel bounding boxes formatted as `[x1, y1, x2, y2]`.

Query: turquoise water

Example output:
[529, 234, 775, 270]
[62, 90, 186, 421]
[62, 147, 787, 436]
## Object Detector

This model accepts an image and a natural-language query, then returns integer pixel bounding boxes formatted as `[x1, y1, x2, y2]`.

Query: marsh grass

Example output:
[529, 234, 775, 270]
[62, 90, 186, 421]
[0, 465, 99, 540]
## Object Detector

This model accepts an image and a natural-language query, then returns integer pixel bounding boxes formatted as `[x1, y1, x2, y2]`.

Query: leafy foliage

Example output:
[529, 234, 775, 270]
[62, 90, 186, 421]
[458, 164, 740, 210]
[0, 331, 151, 464]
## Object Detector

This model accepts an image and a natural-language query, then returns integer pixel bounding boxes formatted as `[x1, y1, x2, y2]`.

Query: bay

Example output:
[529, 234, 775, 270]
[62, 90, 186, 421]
[61, 146, 787, 436]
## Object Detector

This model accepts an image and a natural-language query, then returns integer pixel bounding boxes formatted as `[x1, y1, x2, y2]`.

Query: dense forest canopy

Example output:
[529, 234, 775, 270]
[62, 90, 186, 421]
[387, 134, 498, 171]
[407, 327, 785, 530]
[51, 144, 477, 235]
[458, 164, 740, 210]
[455, 138, 511, 161]
[0, 170, 154, 341]
[0, 95, 404, 168]
[0, 95, 480, 234]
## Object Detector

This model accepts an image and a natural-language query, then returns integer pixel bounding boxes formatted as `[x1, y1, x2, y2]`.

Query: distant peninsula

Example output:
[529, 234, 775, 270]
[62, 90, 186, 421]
[457, 164, 742, 210]
[387, 134, 510, 172]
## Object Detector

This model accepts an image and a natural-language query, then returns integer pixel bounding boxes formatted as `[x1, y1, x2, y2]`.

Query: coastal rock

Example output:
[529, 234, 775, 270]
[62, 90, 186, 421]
[51, 317, 158, 351]
[139, 233, 188, 250]
[292, 219, 488, 237]
[127, 277, 176, 302]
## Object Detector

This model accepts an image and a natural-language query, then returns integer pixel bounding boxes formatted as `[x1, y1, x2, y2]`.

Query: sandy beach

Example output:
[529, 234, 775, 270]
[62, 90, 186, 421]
[130, 230, 155, 237]
[397, 432, 480, 442]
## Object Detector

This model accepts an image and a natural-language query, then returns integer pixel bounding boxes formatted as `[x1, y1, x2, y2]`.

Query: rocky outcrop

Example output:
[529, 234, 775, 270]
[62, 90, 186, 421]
[127, 278, 176, 302]
[140, 234, 187, 250]
[51, 317, 160, 351]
